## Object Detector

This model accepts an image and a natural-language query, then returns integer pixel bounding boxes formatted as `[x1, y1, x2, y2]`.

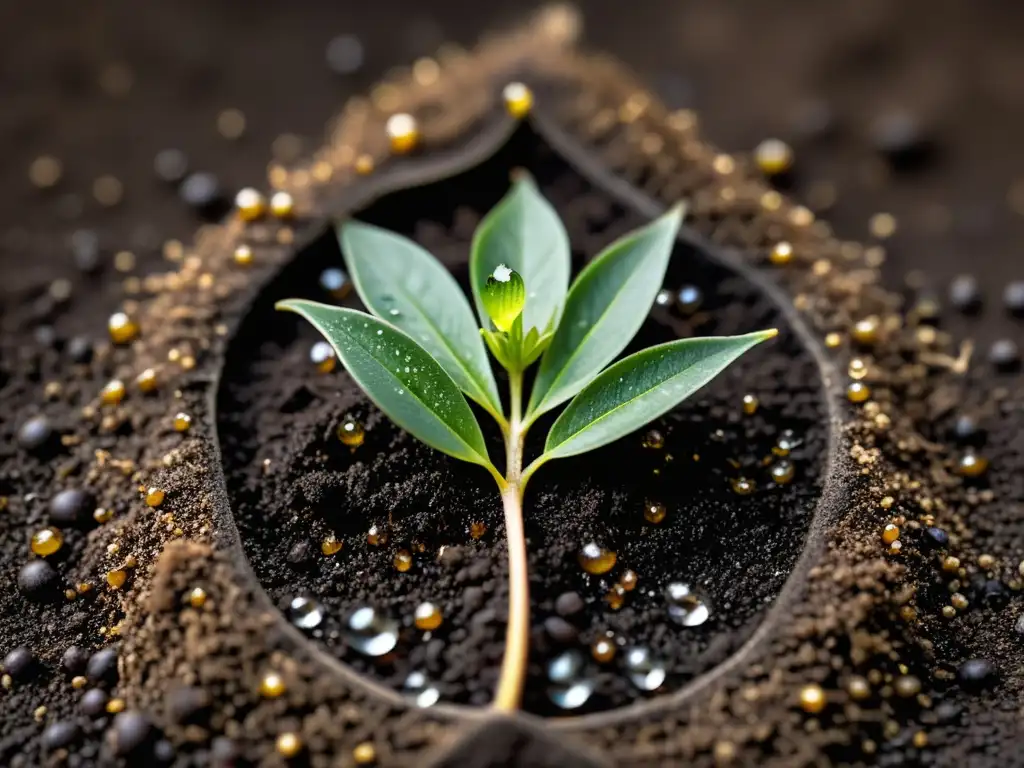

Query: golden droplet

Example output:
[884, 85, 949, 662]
[469, 522, 487, 540]
[900, 605, 918, 622]
[848, 358, 868, 379]
[578, 542, 616, 575]
[235, 188, 266, 222]
[503, 82, 533, 118]
[847, 382, 871, 403]
[770, 461, 795, 485]
[643, 501, 667, 524]
[956, 452, 989, 478]
[260, 672, 286, 698]
[135, 368, 157, 393]
[113, 250, 136, 273]
[93, 506, 112, 525]
[100, 379, 126, 406]
[71, 675, 87, 689]
[310, 341, 336, 373]
[217, 108, 247, 140]
[414, 602, 443, 631]
[233, 244, 254, 267]
[108, 312, 138, 344]
[851, 316, 880, 345]
[620, 569, 638, 591]
[354, 154, 375, 175]
[942, 605, 957, 618]
[321, 535, 343, 556]
[769, 241, 793, 266]
[31, 527, 64, 556]
[951, 592, 969, 611]
[755, 138, 793, 176]
[882, 523, 900, 544]
[173, 413, 192, 432]
[270, 191, 294, 219]
[591, 638, 617, 663]
[742, 394, 759, 415]
[880, 496, 894, 509]
[92, 175, 123, 207]
[367, 524, 387, 546]
[869, 212, 897, 239]
[605, 584, 626, 610]
[824, 332, 842, 349]
[144, 488, 165, 508]
[642, 429, 664, 450]
[394, 549, 413, 573]
[386, 113, 419, 155]
[106, 698, 125, 714]
[846, 676, 871, 701]
[29, 155, 63, 188]
[799, 683, 826, 713]
[942, 556, 961, 573]
[913, 732, 928, 749]
[978, 554, 996, 570]
[893, 675, 921, 698]
[337, 419, 365, 448]
[276, 732, 302, 758]
[188, 587, 207, 608]
[353, 741, 377, 765]
[106, 569, 127, 589]
[731, 477, 755, 495]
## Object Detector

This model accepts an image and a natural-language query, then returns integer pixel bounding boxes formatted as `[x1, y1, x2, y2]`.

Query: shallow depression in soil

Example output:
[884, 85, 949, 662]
[215, 126, 830, 716]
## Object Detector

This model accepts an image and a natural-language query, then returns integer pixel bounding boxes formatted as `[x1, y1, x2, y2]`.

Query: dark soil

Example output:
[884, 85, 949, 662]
[216, 128, 828, 714]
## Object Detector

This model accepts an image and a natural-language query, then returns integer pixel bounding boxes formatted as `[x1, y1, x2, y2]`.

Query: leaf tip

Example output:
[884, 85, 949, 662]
[509, 167, 536, 188]
[758, 328, 780, 341]
[274, 299, 301, 314]
[667, 201, 687, 223]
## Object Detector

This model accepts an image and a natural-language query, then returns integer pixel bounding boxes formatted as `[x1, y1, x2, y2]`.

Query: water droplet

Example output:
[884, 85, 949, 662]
[578, 542, 616, 575]
[775, 429, 802, 455]
[389, 308, 401, 316]
[376, 329, 383, 336]
[546, 650, 593, 709]
[665, 582, 711, 626]
[624, 647, 666, 691]
[345, 607, 398, 656]
[288, 596, 324, 630]
[403, 671, 440, 707]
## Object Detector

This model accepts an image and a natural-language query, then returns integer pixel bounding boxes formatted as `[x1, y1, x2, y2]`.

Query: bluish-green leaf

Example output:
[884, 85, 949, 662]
[339, 221, 503, 419]
[276, 300, 494, 469]
[470, 174, 570, 336]
[527, 205, 684, 422]
[541, 330, 777, 461]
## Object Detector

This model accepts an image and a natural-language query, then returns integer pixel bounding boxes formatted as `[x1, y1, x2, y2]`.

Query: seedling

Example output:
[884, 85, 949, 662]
[277, 174, 776, 710]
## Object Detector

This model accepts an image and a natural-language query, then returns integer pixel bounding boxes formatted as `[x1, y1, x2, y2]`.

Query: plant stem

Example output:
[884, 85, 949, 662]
[492, 370, 530, 711]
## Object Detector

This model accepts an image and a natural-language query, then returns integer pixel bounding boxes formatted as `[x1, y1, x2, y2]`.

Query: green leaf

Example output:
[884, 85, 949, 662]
[339, 221, 502, 419]
[527, 205, 685, 422]
[276, 300, 494, 470]
[470, 174, 570, 336]
[541, 330, 777, 461]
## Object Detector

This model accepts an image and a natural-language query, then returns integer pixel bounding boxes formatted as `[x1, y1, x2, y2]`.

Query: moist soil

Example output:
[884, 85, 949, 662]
[216, 129, 828, 714]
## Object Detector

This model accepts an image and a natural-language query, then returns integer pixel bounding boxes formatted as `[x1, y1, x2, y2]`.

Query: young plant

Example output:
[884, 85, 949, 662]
[277, 175, 776, 711]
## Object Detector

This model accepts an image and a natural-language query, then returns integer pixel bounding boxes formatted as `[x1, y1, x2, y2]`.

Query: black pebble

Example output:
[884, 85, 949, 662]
[50, 488, 95, 526]
[1015, 613, 1024, 637]
[934, 701, 962, 723]
[951, 414, 985, 445]
[66, 335, 94, 364]
[974, 578, 1009, 610]
[543, 617, 579, 645]
[86, 648, 118, 687]
[62, 645, 90, 676]
[166, 685, 211, 724]
[3, 647, 35, 680]
[923, 527, 950, 549]
[154, 739, 176, 764]
[989, 338, 1020, 371]
[18, 559, 59, 600]
[69, 229, 101, 273]
[958, 658, 996, 689]
[112, 711, 156, 756]
[948, 274, 981, 313]
[34, 324, 57, 347]
[18, 415, 54, 453]
[42, 720, 81, 751]
[554, 592, 584, 618]
[870, 110, 933, 169]
[286, 539, 313, 565]
[153, 149, 189, 185]
[1004, 281, 1024, 316]
[80, 688, 109, 717]
[179, 172, 226, 219]
[325, 34, 364, 75]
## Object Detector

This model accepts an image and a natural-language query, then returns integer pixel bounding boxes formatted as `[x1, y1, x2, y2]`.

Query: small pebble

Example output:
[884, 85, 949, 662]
[18, 559, 59, 601]
[86, 647, 118, 687]
[66, 336, 94, 364]
[80, 688, 109, 717]
[179, 172, 225, 218]
[62, 645, 90, 676]
[989, 338, 1020, 370]
[41, 720, 81, 751]
[951, 414, 984, 445]
[3, 647, 35, 680]
[69, 229, 101, 273]
[924, 527, 950, 548]
[554, 592, 584, 617]
[326, 34, 364, 75]
[543, 617, 578, 645]
[870, 110, 932, 168]
[50, 488, 95, 526]
[1004, 281, 1024, 316]
[957, 659, 996, 690]
[112, 711, 156, 756]
[18, 415, 54, 452]
[167, 685, 211, 724]
[949, 275, 981, 313]
[287, 540, 313, 565]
